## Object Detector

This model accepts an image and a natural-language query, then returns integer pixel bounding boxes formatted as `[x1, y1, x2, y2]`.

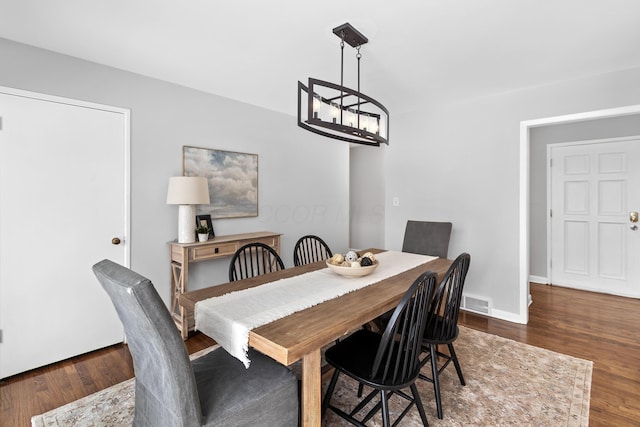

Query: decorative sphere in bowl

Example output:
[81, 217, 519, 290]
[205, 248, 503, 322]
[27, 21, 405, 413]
[325, 259, 379, 277]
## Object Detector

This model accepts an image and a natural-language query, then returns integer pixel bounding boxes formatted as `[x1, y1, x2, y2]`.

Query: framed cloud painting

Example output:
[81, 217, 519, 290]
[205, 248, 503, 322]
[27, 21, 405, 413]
[183, 146, 258, 219]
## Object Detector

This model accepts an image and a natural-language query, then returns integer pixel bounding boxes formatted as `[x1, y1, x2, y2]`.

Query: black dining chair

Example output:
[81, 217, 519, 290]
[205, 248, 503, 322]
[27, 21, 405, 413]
[229, 242, 285, 282]
[322, 271, 438, 426]
[92, 259, 299, 427]
[402, 220, 453, 258]
[292, 235, 333, 266]
[419, 252, 471, 419]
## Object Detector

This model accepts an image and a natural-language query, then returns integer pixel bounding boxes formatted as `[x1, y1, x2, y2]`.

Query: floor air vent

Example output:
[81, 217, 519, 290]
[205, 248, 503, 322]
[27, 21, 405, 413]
[461, 294, 491, 315]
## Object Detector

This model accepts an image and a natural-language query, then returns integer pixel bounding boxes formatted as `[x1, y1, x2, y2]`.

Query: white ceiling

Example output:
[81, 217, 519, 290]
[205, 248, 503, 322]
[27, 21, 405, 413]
[1, 0, 640, 116]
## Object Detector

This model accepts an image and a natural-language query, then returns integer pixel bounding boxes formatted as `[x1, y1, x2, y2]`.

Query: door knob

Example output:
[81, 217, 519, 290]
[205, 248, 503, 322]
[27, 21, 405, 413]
[111, 237, 121, 245]
[630, 211, 639, 223]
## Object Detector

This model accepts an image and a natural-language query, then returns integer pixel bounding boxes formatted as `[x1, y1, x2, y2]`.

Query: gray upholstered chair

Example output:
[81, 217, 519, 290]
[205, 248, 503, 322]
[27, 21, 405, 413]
[92, 259, 298, 427]
[402, 220, 453, 258]
[370, 220, 452, 333]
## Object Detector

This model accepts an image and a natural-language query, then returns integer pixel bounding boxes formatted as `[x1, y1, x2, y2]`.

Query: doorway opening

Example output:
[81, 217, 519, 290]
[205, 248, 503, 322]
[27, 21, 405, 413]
[519, 104, 640, 323]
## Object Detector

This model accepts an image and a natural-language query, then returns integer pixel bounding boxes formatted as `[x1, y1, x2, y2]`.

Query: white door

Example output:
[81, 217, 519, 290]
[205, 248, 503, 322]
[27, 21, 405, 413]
[0, 88, 129, 378]
[549, 137, 640, 297]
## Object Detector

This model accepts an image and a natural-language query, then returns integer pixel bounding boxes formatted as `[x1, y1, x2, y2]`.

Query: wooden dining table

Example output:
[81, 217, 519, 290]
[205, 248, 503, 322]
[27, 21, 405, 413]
[179, 249, 453, 427]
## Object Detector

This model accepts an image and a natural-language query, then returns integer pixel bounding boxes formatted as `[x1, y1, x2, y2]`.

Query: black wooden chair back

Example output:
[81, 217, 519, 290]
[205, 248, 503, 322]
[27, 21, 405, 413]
[229, 242, 285, 282]
[323, 271, 437, 426]
[293, 235, 333, 266]
[420, 252, 471, 419]
[372, 271, 436, 386]
[425, 252, 471, 342]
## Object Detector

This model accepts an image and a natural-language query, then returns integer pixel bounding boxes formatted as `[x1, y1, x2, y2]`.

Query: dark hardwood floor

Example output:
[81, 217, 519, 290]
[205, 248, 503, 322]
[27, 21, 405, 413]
[0, 333, 215, 427]
[1, 283, 639, 426]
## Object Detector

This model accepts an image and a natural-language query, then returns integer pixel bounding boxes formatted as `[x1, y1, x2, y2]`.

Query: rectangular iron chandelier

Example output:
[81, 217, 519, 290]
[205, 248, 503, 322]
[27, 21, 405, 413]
[298, 23, 389, 147]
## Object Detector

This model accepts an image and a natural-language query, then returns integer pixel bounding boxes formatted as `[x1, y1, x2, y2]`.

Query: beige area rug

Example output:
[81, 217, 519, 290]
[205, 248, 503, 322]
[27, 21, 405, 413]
[32, 327, 592, 426]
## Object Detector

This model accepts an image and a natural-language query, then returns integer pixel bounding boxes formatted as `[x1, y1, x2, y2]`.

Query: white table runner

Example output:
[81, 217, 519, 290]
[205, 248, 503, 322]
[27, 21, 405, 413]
[195, 251, 437, 368]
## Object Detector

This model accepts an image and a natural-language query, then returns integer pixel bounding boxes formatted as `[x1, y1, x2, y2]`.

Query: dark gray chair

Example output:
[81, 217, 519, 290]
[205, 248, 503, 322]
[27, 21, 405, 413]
[229, 242, 285, 282]
[92, 259, 298, 427]
[369, 220, 453, 333]
[322, 271, 437, 426]
[402, 220, 453, 258]
[419, 252, 471, 419]
[293, 235, 333, 266]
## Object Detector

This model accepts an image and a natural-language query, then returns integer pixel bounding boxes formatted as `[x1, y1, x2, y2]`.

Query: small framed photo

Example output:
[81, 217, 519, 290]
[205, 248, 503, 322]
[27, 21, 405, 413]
[196, 214, 215, 239]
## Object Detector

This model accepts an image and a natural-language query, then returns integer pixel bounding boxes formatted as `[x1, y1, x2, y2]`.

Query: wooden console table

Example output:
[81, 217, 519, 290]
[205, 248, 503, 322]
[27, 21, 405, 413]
[168, 231, 281, 339]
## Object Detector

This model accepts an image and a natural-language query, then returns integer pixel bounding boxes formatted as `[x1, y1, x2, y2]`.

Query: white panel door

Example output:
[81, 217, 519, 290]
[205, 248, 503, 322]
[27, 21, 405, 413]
[549, 137, 640, 297]
[0, 88, 129, 378]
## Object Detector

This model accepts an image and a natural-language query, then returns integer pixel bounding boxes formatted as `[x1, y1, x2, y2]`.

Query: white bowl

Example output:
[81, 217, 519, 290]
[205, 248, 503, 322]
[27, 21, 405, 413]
[325, 259, 379, 278]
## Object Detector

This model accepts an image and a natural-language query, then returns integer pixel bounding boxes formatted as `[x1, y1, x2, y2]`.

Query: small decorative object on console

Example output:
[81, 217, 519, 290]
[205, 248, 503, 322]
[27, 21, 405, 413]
[195, 225, 210, 242]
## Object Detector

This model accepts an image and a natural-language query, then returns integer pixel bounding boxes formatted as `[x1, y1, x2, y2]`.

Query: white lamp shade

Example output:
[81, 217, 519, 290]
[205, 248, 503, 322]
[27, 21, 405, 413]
[167, 176, 210, 243]
[166, 176, 210, 205]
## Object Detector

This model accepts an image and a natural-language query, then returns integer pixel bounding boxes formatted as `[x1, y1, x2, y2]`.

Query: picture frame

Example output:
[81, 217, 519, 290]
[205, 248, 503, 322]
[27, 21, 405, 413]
[196, 214, 215, 239]
[183, 145, 258, 219]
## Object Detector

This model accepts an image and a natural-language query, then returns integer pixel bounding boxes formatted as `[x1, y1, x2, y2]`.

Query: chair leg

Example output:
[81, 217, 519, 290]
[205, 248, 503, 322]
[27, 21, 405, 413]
[357, 383, 364, 397]
[410, 383, 430, 427]
[429, 344, 443, 419]
[322, 369, 340, 416]
[380, 390, 391, 427]
[448, 343, 466, 386]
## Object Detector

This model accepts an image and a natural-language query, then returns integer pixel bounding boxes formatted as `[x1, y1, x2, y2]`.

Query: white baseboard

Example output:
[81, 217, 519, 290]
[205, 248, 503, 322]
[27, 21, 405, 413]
[529, 275, 549, 284]
[462, 306, 528, 324]
[490, 308, 528, 324]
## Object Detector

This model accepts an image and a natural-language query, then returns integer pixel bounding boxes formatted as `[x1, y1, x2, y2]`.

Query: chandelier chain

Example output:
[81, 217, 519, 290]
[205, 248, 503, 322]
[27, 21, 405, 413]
[340, 32, 345, 118]
[356, 45, 361, 120]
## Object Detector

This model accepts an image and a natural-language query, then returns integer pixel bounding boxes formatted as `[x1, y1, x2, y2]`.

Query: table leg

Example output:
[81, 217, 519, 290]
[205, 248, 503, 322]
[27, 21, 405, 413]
[301, 349, 322, 427]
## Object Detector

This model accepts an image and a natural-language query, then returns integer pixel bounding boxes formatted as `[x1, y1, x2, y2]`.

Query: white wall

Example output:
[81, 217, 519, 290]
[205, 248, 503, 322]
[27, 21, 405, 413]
[0, 38, 350, 305]
[4, 36, 640, 325]
[349, 145, 385, 250]
[386, 66, 640, 320]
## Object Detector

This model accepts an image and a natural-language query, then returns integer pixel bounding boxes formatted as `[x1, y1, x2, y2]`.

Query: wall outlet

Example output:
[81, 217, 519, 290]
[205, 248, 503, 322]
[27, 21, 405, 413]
[392, 197, 399, 206]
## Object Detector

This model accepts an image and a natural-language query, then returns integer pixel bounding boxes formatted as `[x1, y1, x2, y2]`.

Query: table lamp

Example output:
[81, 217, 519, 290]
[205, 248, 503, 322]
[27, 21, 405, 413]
[166, 176, 210, 243]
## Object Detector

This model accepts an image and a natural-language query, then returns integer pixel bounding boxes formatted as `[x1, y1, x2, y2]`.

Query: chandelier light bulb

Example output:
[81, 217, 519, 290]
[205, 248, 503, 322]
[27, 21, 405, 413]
[330, 104, 339, 123]
[371, 118, 379, 134]
[313, 96, 321, 119]
[361, 114, 369, 131]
